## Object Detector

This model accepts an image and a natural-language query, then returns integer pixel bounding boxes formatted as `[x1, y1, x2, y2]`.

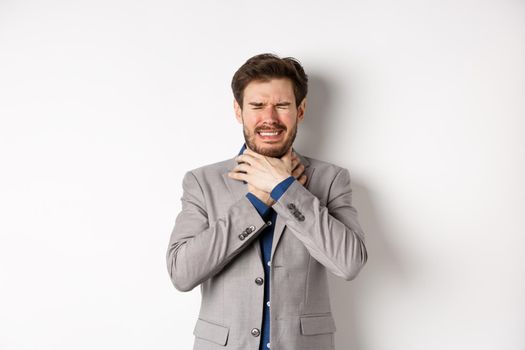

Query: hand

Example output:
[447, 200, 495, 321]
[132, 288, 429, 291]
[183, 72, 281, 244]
[229, 148, 293, 193]
[228, 149, 308, 205]
[249, 153, 308, 206]
[291, 152, 308, 186]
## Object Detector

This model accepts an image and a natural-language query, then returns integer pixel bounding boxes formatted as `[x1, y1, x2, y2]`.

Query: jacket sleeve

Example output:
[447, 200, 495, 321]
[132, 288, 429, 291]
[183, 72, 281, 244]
[166, 171, 270, 292]
[271, 168, 368, 281]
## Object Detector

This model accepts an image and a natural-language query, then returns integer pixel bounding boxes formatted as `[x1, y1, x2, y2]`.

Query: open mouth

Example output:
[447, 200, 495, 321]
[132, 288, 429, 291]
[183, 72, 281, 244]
[256, 129, 284, 141]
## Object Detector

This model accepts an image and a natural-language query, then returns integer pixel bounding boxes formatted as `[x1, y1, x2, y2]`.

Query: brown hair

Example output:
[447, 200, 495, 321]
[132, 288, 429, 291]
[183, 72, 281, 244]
[231, 53, 308, 108]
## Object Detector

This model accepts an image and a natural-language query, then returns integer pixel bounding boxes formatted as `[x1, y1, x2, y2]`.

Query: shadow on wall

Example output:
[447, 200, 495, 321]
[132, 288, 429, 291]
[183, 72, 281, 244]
[329, 181, 408, 349]
[296, 74, 408, 349]
[294, 74, 334, 158]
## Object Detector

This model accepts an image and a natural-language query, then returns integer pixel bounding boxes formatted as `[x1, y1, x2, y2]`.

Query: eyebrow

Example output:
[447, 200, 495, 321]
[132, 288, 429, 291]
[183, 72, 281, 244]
[247, 101, 292, 107]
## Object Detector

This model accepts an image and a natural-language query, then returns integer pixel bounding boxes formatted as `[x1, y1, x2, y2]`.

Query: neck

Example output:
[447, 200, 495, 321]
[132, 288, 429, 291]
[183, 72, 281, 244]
[245, 144, 293, 158]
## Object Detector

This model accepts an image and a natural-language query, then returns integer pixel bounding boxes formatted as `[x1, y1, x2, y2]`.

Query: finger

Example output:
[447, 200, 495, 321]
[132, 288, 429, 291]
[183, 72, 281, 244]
[228, 171, 249, 182]
[236, 154, 262, 168]
[292, 157, 304, 171]
[291, 156, 299, 170]
[245, 151, 281, 170]
[291, 163, 305, 178]
[298, 174, 307, 185]
[232, 163, 252, 174]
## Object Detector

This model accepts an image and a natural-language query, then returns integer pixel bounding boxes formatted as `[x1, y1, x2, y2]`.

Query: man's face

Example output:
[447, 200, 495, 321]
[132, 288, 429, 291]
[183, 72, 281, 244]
[234, 78, 306, 158]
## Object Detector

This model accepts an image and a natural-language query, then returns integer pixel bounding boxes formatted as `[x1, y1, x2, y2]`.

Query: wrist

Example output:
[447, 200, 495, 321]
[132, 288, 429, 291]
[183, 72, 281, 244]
[273, 175, 289, 189]
[250, 188, 275, 206]
[259, 193, 275, 206]
[270, 176, 296, 201]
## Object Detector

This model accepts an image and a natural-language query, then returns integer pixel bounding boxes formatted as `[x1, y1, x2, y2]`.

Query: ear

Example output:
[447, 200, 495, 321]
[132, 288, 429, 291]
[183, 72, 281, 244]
[297, 98, 306, 123]
[234, 99, 243, 124]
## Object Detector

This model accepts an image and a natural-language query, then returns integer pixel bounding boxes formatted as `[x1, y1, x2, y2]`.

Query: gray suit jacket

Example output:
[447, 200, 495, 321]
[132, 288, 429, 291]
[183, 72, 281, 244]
[166, 152, 367, 350]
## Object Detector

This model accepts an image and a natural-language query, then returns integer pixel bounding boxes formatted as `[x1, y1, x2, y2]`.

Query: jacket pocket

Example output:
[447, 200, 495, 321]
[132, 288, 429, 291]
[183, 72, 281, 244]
[193, 318, 229, 346]
[300, 314, 337, 335]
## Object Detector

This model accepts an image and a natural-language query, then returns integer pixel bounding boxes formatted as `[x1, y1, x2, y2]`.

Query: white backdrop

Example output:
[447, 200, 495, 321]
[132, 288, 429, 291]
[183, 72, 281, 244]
[1, 0, 524, 349]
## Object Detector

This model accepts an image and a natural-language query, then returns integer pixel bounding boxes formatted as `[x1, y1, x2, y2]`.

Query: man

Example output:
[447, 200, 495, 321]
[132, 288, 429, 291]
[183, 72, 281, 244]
[166, 53, 368, 350]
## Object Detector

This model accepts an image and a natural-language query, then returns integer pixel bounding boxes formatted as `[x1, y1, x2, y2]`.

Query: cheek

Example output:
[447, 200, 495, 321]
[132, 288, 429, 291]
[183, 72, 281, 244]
[242, 112, 262, 127]
[279, 112, 297, 126]
[242, 119, 259, 133]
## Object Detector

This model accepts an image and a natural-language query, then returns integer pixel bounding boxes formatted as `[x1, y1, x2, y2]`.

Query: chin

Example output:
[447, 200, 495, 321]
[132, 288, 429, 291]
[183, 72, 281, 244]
[253, 143, 288, 158]
[243, 126, 297, 158]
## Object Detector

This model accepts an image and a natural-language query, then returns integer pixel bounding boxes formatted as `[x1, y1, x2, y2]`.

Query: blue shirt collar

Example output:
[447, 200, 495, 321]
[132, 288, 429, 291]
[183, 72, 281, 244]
[238, 144, 247, 156]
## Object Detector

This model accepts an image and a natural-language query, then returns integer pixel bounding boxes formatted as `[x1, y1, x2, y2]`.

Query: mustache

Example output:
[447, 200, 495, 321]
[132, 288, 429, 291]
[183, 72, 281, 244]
[255, 124, 286, 132]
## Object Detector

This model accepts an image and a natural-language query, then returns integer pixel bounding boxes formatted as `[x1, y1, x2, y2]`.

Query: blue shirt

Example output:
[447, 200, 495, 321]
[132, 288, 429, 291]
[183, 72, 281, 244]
[238, 145, 295, 350]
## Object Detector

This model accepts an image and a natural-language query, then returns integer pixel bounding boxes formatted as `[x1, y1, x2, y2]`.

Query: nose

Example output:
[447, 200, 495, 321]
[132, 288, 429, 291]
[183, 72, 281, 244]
[260, 104, 279, 122]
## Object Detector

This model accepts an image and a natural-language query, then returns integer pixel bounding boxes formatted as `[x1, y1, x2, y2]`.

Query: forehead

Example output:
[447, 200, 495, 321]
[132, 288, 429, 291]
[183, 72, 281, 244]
[243, 78, 295, 101]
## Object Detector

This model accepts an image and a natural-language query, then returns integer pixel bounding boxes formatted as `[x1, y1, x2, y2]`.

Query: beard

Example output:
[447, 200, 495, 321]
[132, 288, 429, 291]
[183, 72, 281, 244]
[243, 120, 298, 158]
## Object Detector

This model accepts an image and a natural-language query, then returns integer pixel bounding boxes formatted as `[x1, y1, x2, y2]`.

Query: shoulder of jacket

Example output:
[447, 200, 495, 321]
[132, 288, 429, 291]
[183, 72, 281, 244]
[303, 156, 346, 174]
[186, 158, 233, 179]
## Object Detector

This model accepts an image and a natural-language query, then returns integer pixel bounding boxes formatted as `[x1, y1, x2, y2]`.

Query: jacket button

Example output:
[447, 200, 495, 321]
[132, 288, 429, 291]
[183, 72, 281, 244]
[247, 225, 255, 233]
[287, 203, 296, 210]
[238, 234, 246, 240]
[251, 328, 260, 337]
[255, 277, 264, 285]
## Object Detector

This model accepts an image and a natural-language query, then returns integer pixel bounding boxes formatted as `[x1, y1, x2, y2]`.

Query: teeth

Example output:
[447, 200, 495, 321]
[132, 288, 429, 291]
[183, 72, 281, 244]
[259, 131, 280, 136]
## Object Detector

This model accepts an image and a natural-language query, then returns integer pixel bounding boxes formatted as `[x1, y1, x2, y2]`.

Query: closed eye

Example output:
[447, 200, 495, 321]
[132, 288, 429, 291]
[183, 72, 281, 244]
[248, 102, 264, 109]
[276, 102, 291, 109]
